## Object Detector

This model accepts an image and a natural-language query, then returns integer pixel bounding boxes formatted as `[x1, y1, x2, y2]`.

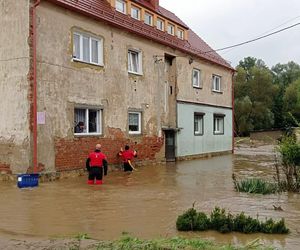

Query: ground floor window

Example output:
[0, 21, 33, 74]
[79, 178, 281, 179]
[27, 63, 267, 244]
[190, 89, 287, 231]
[74, 108, 102, 135]
[128, 112, 141, 134]
[213, 114, 225, 135]
[194, 113, 204, 135]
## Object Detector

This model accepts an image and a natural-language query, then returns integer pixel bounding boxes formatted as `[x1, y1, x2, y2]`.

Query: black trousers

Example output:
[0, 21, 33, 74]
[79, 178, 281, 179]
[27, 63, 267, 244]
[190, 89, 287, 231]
[88, 167, 103, 180]
[123, 162, 133, 172]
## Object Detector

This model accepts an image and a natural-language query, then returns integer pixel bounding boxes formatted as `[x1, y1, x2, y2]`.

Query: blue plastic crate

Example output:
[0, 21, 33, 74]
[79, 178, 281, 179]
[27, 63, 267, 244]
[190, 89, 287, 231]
[17, 174, 39, 188]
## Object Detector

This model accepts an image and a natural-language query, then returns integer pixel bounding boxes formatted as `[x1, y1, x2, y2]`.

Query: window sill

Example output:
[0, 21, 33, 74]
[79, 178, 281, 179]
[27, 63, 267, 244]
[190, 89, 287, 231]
[194, 133, 204, 136]
[193, 86, 202, 89]
[212, 90, 223, 94]
[213, 132, 224, 135]
[128, 71, 143, 76]
[72, 58, 104, 67]
[74, 133, 103, 137]
[129, 132, 142, 136]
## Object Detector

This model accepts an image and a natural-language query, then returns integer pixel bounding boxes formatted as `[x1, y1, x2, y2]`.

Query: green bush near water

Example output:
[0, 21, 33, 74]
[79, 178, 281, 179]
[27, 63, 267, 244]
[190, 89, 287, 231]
[176, 207, 289, 234]
[234, 178, 279, 195]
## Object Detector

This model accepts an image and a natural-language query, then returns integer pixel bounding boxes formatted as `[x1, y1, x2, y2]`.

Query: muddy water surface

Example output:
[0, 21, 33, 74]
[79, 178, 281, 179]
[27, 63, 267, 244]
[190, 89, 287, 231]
[0, 146, 300, 249]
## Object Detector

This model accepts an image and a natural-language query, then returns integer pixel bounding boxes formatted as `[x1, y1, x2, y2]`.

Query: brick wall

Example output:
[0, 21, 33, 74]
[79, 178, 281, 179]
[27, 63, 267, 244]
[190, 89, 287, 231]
[55, 129, 164, 171]
[0, 163, 12, 174]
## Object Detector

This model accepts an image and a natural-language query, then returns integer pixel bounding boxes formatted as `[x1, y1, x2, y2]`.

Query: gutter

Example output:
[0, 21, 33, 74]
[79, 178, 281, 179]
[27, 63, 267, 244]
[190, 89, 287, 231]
[31, 0, 41, 173]
[232, 71, 235, 154]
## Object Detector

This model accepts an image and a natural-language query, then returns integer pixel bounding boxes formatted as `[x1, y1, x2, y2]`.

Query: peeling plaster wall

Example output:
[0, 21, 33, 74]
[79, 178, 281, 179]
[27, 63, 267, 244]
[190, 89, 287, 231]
[36, 2, 173, 171]
[0, 0, 31, 173]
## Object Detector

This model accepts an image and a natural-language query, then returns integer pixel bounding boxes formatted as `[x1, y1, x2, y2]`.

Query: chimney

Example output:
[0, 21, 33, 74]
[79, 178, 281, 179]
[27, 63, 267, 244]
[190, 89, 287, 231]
[149, 0, 159, 10]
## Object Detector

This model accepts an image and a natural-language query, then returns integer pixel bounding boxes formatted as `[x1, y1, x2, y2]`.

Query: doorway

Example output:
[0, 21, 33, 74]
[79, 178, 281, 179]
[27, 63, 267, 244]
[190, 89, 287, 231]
[165, 130, 175, 162]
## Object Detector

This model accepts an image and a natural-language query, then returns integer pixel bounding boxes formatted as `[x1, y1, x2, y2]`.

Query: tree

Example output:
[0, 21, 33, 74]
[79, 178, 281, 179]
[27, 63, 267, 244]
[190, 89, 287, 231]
[283, 79, 300, 125]
[234, 57, 276, 135]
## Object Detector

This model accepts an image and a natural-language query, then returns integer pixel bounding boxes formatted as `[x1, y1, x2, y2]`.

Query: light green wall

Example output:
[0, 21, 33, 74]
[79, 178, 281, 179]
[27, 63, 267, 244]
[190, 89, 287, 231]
[176, 103, 233, 157]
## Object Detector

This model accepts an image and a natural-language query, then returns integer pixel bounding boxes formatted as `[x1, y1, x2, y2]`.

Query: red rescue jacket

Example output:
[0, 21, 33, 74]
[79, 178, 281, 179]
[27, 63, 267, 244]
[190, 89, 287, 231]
[88, 151, 106, 167]
[120, 150, 136, 163]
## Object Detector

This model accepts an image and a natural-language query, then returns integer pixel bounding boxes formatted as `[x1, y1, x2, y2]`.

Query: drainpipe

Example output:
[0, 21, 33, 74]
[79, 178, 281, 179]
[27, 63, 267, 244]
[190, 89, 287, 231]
[231, 71, 235, 154]
[32, 0, 41, 173]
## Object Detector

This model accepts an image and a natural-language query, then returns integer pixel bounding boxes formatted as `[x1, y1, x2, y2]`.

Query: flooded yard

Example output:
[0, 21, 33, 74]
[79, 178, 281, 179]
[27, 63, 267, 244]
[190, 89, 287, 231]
[0, 143, 300, 249]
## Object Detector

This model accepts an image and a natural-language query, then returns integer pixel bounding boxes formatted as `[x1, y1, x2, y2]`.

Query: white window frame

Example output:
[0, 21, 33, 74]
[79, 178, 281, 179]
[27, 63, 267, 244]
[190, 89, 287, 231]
[167, 24, 175, 35]
[192, 68, 201, 88]
[128, 49, 143, 75]
[74, 108, 102, 136]
[72, 32, 103, 66]
[157, 18, 165, 31]
[131, 6, 140, 20]
[194, 113, 204, 136]
[128, 112, 142, 135]
[116, 0, 126, 14]
[144, 12, 153, 26]
[212, 75, 222, 92]
[177, 29, 184, 40]
[213, 115, 224, 135]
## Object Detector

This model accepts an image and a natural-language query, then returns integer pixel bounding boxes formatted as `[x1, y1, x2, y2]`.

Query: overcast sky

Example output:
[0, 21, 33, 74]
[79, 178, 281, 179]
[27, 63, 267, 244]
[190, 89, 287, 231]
[160, 0, 300, 68]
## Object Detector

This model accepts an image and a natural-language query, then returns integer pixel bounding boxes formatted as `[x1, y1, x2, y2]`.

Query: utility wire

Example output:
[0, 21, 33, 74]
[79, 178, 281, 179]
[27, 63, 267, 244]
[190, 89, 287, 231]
[204, 22, 300, 54]
[220, 15, 300, 56]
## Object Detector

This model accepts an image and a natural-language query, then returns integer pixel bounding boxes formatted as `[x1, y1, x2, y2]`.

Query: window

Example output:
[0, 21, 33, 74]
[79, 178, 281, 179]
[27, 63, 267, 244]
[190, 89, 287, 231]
[167, 24, 175, 35]
[194, 113, 204, 135]
[74, 108, 102, 135]
[128, 49, 142, 74]
[157, 18, 164, 31]
[177, 29, 184, 39]
[144, 12, 153, 26]
[192, 69, 201, 88]
[128, 112, 142, 134]
[213, 115, 225, 135]
[116, 0, 126, 14]
[131, 6, 140, 20]
[73, 32, 103, 65]
[212, 75, 222, 92]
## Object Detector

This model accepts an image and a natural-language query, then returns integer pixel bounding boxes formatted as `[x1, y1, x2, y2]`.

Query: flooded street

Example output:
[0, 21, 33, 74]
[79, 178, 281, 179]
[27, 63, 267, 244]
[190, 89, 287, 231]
[0, 144, 300, 249]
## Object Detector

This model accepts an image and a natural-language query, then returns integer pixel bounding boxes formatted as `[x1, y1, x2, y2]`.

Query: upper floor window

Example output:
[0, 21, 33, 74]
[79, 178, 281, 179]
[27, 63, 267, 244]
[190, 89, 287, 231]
[213, 114, 225, 135]
[116, 0, 126, 14]
[131, 6, 141, 20]
[74, 107, 102, 135]
[128, 49, 142, 75]
[177, 29, 184, 40]
[157, 18, 165, 31]
[167, 24, 175, 35]
[144, 12, 153, 26]
[194, 113, 204, 136]
[192, 69, 201, 88]
[212, 75, 222, 92]
[73, 32, 103, 65]
[128, 112, 142, 135]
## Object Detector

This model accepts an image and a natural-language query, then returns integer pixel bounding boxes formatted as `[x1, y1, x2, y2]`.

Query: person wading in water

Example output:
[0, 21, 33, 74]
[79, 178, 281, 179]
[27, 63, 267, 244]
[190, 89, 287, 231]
[119, 145, 137, 172]
[86, 144, 108, 185]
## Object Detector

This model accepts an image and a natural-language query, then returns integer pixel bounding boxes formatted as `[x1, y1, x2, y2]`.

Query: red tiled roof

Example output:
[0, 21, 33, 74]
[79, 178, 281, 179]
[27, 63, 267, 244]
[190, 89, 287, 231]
[131, 0, 188, 29]
[157, 6, 188, 29]
[46, 0, 233, 70]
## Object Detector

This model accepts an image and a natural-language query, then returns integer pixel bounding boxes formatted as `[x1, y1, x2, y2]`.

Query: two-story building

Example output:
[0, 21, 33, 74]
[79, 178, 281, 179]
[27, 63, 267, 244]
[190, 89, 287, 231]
[0, 0, 234, 175]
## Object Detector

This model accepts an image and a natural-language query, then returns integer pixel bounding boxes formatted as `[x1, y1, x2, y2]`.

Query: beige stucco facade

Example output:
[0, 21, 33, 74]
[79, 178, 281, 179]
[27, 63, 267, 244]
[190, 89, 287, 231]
[0, 0, 31, 173]
[0, 0, 233, 174]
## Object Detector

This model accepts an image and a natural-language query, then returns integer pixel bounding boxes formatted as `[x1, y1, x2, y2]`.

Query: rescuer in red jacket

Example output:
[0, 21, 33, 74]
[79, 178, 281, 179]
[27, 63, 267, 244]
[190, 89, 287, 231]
[86, 144, 108, 185]
[119, 145, 137, 172]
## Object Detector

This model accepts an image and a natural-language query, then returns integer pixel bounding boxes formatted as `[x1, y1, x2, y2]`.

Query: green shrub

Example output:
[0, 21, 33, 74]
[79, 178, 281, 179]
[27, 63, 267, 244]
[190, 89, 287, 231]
[176, 207, 289, 235]
[278, 136, 300, 166]
[210, 207, 233, 233]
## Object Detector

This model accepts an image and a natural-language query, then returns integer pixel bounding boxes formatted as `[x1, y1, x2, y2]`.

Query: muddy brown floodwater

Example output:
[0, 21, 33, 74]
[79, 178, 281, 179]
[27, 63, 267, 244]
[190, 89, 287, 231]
[0, 143, 300, 249]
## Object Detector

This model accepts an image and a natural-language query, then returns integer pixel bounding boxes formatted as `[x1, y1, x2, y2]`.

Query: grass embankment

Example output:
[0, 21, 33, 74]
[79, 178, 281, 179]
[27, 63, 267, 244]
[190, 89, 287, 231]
[71, 234, 273, 250]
